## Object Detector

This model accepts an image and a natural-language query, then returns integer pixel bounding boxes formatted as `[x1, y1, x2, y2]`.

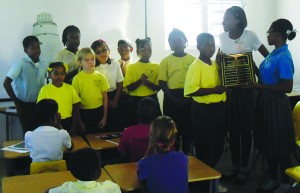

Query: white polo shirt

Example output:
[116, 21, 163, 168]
[25, 126, 72, 162]
[95, 60, 124, 92]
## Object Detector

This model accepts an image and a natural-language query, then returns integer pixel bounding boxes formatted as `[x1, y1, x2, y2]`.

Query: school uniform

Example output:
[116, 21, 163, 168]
[72, 71, 109, 133]
[158, 53, 195, 154]
[123, 61, 161, 125]
[184, 58, 226, 167]
[49, 180, 121, 193]
[24, 126, 72, 162]
[37, 83, 81, 131]
[6, 55, 47, 133]
[95, 60, 124, 131]
[54, 49, 78, 72]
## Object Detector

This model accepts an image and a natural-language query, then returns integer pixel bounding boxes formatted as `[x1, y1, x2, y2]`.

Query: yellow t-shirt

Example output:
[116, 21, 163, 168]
[158, 54, 196, 89]
[72, 71, 109, 109]
[123, 61, 159, 96]
[184, 59, 226, 104]
[37, 83, 81, 119]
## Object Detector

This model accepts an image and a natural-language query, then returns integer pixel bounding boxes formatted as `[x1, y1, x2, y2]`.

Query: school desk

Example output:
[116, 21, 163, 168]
[1, 136, 90, 159]
[2, 169, 112, 193]
[84, 132, 120, 150]
[0, 107, 18, 141]
[104, 155, 221, 193]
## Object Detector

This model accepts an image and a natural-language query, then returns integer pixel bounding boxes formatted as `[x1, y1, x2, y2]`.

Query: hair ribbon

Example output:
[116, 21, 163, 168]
[286, 29, 297, 36]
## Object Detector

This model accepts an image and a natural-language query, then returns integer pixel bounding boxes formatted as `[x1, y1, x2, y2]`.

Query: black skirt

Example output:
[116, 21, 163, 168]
[254, 90, 295, 159]
[226, 88, 257, 132]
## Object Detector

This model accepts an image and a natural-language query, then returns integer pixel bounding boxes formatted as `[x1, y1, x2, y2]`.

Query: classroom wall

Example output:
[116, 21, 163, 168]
[0, 0, 299, 144]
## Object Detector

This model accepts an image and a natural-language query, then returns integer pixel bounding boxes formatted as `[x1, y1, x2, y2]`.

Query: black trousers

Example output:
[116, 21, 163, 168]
[80, 106, 103, 134]
[18, 101, 36, 135]
[191, 101, 226, 167]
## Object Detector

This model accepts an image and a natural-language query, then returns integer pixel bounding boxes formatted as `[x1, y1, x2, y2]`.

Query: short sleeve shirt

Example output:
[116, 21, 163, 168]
[259, 44, 294, 85]
[184, 59, 226, 104]
[6, 55, 47, 102]
[54, 49, 79, 72]
[95, 60, 124, 92]
[123, 61, 159, 96]
[219, 30, 262, 54]
[72, 71, 109, 109]
[49, 180, 121, 193]
[24, 126, 72, 162]
[37, 83, 81, 119]
[158, 54, 196, 89]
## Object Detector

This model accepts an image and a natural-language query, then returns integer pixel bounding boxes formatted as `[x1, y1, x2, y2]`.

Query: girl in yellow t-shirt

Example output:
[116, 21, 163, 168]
[123, 37, 161, 126]
[38, 62, 84, 135]
[72, 48, 109, 134]
[158, 28, 196, 154]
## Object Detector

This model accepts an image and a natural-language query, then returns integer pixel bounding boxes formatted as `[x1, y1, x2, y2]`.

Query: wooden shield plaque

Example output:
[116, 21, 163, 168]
[221, 52, 255, 87]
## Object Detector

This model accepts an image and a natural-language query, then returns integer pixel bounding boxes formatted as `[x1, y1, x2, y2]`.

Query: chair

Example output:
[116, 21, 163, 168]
[293, 101, 300, 140]
[30, 160, 67, 174]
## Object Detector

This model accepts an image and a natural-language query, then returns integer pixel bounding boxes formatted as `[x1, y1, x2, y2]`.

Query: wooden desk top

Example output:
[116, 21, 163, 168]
[2, 169, 112, 193]
[2, 136, 89, 159]
[104, 155, 221, 192]
[85, 133, 120, 150]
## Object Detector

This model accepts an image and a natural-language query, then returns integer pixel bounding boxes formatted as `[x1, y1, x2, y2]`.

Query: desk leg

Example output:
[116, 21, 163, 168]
[209, 179, 219, 193]
[6, 114, 9, 141]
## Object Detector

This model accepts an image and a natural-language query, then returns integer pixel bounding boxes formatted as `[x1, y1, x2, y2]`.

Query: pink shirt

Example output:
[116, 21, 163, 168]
[118, 124, 150, 162]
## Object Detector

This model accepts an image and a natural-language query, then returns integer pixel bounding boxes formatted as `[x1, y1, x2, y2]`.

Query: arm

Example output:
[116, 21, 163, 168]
[258, 44, 270, 58]
[143, 78, 160, 91]
[98, 91, 108, 128]
[3, 77, 21, 111]
[72, 103, 85, 134]
[186, 85, 227, 97]
[159, 81, 180, 103]
[126, 75, 143, 91]
[110, 82, 123, 108]
[248, 79, 293, 93]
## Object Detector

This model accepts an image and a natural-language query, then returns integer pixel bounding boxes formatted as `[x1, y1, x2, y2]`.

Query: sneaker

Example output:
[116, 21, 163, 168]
[218, 183, 228, 193]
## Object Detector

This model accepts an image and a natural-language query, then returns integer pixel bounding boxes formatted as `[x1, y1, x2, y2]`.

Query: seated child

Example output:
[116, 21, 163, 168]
[25, 99, 72, 162]
[138, 116, 188, 193]
[47, 148, 121, 193]
[118, 97, 159, 162]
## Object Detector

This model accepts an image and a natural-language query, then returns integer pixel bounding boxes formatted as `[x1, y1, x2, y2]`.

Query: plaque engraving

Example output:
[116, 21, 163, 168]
[221, 52, 255, 87]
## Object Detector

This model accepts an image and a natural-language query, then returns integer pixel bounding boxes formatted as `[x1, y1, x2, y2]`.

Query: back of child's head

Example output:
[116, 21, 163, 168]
[62, 25, 80, 46]
[135, 37, 152, 50]
[23, 35, 39, 49]
[118, 38, 133, 48]
[91, 39, 111, 64]
[137, 97, 159, 124]
[150, 116, 177, 153]
[197, 33, 214, 48]
[76, 47, 95, 62]
[168, 28, 188, 49]
[69, 148, 101, 181]
[225, 6, 247, 30]
[269, 18, 296, 41]
[35, 99, 58, 126]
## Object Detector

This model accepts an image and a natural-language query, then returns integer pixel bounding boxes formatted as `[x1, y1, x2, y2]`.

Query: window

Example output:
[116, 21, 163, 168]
[164, 0, 243, 49]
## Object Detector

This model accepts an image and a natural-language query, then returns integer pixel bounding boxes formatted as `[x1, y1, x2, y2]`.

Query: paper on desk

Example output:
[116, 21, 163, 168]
[1, 141, 29, 153]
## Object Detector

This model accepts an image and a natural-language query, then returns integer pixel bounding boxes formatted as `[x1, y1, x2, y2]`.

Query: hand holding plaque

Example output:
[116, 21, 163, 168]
[220, 52, 255, 87]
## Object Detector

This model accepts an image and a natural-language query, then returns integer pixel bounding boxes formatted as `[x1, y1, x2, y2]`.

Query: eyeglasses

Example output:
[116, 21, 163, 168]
[95, 48, 108, 55]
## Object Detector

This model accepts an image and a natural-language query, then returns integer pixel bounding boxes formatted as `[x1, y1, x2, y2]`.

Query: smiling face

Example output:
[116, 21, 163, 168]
[95, 44, 109, 64]
[137, 43, 152, 62]
[25, 41, 41, 63]
[80, 53, 95, 73]
[118, 44, 132, 61]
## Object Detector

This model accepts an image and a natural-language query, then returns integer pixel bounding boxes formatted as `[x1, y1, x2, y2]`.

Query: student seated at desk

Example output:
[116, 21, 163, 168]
[25, 99, 72, 162]
[138, 116, 188, 193]
[118, 97, 159, 162]
[47, 148, 121, 193]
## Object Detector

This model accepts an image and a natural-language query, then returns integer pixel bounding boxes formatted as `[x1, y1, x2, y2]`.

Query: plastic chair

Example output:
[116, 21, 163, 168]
[293, 101, 300, 140]
[30, 160, 67, 174]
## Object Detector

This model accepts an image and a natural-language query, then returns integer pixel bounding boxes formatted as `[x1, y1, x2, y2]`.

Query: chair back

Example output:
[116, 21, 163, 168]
[293, 101, 300, 140]
[30, 160, 67, 174]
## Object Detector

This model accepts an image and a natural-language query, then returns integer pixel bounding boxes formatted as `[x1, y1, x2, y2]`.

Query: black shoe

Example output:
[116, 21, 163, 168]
[234, 171, 248, 185]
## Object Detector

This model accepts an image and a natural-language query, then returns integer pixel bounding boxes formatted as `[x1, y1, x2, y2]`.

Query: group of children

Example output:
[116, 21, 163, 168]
[2, 5, 298, 193]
